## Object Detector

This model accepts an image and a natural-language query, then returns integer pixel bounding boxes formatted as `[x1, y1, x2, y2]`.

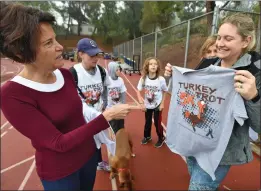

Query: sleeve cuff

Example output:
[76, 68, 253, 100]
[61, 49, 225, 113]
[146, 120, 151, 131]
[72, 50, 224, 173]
[95, 114, 110, 131]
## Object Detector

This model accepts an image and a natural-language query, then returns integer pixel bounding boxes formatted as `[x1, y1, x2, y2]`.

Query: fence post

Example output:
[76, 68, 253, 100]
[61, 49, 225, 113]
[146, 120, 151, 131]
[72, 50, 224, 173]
[132, 40, 134, 58]
[140, 37, 143, 70]
[154, 32, 157, 57]
[123, 43, 125, 57]
[211, 6, 219, 35]
[184, 20, 190, 68]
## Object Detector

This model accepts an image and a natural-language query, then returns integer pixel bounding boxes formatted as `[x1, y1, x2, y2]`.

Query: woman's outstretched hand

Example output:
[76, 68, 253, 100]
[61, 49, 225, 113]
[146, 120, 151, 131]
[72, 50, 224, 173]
[103, 104, 142, 121]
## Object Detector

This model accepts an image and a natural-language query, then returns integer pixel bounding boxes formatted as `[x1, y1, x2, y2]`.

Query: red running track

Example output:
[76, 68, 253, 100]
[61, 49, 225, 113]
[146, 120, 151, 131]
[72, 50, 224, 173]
[1, 58, 260, 190]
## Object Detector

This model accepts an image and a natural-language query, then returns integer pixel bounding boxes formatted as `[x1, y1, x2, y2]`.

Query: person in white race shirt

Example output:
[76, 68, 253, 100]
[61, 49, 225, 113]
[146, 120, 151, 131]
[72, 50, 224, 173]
[106, 61, 127, 133]
[69, 38, 111, 172]
[137, 57, 168, 148]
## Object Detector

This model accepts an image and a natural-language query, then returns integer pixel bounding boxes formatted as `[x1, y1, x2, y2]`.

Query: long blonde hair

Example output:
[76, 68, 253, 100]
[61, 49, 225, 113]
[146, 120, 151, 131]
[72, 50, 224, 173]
[141, 57, 162, 86]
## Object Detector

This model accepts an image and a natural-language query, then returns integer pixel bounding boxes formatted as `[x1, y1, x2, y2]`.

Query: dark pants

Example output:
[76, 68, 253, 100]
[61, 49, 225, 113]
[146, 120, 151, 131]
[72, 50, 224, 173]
[41, 149, 98, 191]
[144, 107, 164, 140]
[109, 119, 124, 134]
[97, 148, 102, 163]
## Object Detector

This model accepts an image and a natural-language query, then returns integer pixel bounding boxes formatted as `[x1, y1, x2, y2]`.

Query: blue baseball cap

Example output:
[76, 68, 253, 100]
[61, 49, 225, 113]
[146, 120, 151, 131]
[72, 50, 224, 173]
[77, 38, 103, 56]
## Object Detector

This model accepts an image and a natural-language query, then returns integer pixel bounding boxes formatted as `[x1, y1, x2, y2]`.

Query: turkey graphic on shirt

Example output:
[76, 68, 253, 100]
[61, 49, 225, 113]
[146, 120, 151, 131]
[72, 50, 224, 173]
[83, 90, 101, 107]
[177, 82, 225, 139]
[145, 88, 156, 107]
[180, 92, 207, 131]
[109, 87, 120, 104]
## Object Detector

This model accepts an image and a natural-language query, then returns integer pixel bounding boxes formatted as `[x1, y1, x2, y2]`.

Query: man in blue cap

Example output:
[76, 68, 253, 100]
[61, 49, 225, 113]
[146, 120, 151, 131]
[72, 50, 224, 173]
[69, 38, 111, 172]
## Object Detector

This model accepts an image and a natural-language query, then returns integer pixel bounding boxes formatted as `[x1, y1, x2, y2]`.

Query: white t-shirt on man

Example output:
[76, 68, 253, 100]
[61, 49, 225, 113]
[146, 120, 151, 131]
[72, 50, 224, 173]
[73, 63, 110, 112]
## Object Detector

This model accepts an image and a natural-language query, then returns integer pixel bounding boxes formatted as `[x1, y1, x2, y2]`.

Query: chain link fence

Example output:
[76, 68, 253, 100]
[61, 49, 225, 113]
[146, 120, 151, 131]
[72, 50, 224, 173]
[113, 8, 260, 70]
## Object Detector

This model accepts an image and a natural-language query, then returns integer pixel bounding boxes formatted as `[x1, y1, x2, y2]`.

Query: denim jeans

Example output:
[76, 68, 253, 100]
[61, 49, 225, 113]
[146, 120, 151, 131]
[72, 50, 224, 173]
[186, 156, 231, 190]
[41, 149, 98, 191]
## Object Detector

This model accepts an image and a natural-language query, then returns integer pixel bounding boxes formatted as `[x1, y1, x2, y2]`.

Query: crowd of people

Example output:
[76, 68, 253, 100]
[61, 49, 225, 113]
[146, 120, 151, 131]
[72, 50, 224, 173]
[0, 1, 260, 191]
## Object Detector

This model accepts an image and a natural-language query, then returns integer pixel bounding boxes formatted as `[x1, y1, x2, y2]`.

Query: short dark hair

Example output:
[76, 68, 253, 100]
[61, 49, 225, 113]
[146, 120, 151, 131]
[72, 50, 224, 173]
[0, 2, 56, 63]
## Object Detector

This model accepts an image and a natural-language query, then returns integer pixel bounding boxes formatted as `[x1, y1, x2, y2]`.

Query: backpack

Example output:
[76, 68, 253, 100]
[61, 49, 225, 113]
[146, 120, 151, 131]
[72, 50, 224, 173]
[69, 64, 106, 100]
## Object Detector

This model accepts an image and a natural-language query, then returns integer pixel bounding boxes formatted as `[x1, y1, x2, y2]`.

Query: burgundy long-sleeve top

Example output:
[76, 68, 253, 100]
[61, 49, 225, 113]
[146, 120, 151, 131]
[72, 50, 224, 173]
[1, 68, 109, 180]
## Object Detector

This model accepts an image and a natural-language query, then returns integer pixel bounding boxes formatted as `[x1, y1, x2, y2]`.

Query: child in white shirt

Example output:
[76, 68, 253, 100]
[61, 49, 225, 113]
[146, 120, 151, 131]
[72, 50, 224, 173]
[107, 61, 127, 134]
[137, 57, 168, 148]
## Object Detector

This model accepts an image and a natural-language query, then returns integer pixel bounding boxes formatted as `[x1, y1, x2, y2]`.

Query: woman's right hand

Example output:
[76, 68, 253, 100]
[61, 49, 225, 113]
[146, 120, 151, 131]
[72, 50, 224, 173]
[164, 63, 172, 77]
[102, 104, 141, 121]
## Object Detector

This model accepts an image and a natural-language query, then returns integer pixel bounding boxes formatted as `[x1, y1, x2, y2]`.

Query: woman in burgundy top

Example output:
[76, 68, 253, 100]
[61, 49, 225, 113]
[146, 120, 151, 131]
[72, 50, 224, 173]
[0, 2, 138, 190]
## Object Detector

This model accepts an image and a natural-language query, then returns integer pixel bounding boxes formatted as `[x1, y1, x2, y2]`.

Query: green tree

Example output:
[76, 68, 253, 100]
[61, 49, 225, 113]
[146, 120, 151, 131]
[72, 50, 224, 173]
[140, 2, 158, 33]
[84, 2, 102, 36]
[178, 1, 205, 21]
[253, 1, 260, 12]
[120, 1, 143, 39]
[206, 1, 216, 34]
[97, 2, 129, 45]
[140, 1, 182, 33]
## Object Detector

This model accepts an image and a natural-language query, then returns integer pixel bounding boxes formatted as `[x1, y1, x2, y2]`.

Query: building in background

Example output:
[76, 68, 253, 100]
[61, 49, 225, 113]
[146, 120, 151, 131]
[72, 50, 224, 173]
[71, 23, 96, 36]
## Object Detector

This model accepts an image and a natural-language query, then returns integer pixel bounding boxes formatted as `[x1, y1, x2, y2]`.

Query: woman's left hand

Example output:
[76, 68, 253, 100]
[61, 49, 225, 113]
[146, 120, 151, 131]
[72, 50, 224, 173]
[234, 70, 258, 100]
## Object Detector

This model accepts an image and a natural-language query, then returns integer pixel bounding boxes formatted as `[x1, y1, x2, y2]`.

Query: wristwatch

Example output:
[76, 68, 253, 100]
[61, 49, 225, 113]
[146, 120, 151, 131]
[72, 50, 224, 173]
[251, 91, 260, 103]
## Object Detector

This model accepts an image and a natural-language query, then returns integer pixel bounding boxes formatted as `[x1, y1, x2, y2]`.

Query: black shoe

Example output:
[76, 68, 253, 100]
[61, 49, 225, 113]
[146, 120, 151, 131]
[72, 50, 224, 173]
[141, 137, 152, 144]
[154, 137, 165, 148]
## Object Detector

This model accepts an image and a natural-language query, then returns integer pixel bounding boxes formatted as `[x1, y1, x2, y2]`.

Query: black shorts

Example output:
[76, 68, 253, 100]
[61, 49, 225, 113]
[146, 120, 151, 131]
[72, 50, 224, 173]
[109, 119, 124, 134]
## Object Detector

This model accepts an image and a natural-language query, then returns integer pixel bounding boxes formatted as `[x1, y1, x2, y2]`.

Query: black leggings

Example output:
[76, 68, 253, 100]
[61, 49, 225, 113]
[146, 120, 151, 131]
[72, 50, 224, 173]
[97, 148, 102, 163]
[144, 107, 164, 140]
[109, 119, 124, 134]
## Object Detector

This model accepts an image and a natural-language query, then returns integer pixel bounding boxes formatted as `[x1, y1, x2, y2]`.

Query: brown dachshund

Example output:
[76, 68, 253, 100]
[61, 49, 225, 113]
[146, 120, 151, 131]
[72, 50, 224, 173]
[109, 128, 135, 190]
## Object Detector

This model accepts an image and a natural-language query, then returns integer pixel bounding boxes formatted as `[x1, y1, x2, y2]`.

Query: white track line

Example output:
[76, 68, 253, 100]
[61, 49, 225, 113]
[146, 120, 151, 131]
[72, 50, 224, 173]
[223, 185, 231, 190]
[1, 155, 35, 174]
[1, 131, 7, 138]
[106, 149, 118, 191]
[1, 65, 6, 75]
[1, 121, 9, 130]
[3, 71, 14, 75]
[9, 126, 13, 130]
[18, 159, 36, 190]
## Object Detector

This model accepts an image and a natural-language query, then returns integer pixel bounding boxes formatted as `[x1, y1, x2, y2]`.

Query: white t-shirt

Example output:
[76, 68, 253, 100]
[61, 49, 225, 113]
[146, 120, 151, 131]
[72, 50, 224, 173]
[137, 76, 168, 109]
[166, 65, 248, 180]
[107, 77, 127, 108]
[82, 103, 116, 156]
[73, 63, 110, 112]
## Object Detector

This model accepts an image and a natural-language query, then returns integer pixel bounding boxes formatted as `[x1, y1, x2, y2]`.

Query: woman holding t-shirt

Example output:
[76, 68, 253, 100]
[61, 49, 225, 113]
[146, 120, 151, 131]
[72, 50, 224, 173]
[0, 2, 139, 190]
[165, 13, 260, 190]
